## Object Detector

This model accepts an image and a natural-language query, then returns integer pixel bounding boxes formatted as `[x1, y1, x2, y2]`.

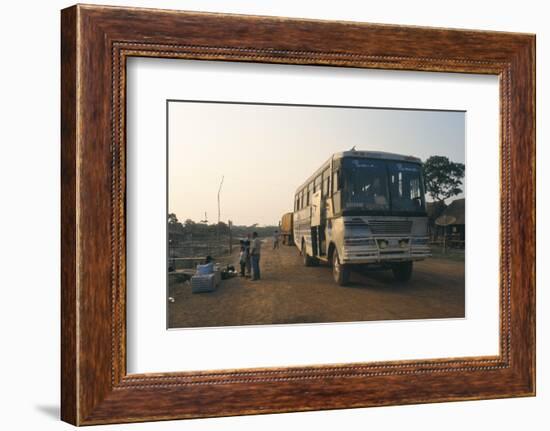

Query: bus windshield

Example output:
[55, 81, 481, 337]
[388, 161, 425, 213]
[343, 159, 390, 211]
[342, 158, 425, 214]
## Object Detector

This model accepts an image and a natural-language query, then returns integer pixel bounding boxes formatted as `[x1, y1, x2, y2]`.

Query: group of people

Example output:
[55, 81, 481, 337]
[238, 232, 262, 281]
[238, 231, 281, 281]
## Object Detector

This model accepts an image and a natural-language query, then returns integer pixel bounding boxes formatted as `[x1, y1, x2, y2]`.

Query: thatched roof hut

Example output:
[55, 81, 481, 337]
[426, 200, 447, 222]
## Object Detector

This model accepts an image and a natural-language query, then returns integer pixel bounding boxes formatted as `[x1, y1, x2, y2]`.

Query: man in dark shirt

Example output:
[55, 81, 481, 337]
[250, 232, 261, 281]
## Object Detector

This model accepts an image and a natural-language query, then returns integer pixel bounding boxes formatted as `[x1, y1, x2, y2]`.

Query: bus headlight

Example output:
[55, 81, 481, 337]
[378, 240, 388, 249]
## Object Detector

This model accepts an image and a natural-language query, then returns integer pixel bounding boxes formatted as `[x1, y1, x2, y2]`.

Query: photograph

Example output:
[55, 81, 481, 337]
[167, 101, 466, 329]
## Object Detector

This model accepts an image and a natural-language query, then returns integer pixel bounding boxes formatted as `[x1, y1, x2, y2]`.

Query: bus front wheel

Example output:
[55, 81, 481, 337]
[332, 249, 350, 286]
[392, 261, 413, 282]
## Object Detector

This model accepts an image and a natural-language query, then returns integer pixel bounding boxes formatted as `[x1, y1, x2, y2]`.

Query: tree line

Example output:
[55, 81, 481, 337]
[168, 214, 278, 239]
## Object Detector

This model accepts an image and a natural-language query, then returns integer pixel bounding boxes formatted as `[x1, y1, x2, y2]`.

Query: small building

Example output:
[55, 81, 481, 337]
[440, 198, 465, 247]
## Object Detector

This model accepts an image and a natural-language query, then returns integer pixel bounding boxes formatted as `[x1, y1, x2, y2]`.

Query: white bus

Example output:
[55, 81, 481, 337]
[293, 150, 431, 285]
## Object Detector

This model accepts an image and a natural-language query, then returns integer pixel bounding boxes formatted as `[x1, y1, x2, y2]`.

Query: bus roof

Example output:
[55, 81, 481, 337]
[295, 150, 422, 194]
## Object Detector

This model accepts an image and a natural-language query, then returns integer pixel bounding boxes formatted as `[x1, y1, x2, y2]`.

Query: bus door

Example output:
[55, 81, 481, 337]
[311, 191, 323, 256]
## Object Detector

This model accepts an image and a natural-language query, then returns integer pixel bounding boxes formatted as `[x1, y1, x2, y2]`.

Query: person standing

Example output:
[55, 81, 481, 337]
[243, 234, 251, 277]
[250, 231, 262, 281]
[238, 240, 247, 277]
[272, 230, 279, 249]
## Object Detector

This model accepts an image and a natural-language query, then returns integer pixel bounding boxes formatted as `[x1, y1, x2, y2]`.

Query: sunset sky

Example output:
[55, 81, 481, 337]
[168, 101, 465, 226]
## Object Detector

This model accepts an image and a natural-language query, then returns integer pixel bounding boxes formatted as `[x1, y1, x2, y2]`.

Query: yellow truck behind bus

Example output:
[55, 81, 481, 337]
[279, 212, 294, 245]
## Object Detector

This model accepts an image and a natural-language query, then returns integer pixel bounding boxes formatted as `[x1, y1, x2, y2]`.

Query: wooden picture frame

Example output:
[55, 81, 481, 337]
[61, 4, 535, 425]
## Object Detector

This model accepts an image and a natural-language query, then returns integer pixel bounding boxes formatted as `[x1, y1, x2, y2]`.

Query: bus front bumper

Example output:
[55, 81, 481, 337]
[340, 245, 431, 265]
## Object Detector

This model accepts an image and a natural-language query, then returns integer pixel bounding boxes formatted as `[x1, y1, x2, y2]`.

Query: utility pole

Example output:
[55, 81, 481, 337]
[217, 175, 224, 225]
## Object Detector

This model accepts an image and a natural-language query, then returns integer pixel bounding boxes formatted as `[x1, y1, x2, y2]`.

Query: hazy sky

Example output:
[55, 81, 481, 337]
[168, 102, 465, 226]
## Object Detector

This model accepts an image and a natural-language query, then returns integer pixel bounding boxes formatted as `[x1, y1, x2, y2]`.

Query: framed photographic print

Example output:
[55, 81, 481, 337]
[61, 4, 535, 425]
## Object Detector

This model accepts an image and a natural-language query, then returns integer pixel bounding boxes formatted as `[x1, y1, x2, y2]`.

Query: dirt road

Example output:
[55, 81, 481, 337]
[168, 239, 465, 328]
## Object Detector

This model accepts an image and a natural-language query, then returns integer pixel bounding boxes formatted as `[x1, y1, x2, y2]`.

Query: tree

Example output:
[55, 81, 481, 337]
[167, 213, 179, 224]
[423, 156, 465, 202]
[183, 219, 196, 229]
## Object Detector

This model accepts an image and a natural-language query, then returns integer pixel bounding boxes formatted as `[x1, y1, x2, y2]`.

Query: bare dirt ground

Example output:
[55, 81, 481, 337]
[168, 239, 465, 328]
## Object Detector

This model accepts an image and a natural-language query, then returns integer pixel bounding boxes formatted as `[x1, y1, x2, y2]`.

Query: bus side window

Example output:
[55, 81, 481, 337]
[314, 175, 322, 195]
[332, 170, 339, 193]
[322, 168, 330, 197]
